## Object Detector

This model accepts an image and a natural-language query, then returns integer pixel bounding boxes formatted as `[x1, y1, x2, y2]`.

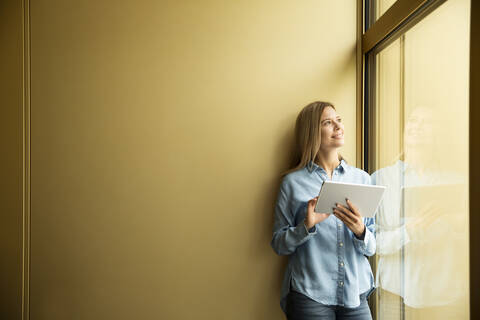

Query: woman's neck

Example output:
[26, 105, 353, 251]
[404, 150, 431, 176]
[315, 151, 340, 177]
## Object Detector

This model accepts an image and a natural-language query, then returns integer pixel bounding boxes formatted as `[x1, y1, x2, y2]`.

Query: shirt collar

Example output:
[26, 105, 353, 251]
[307, 159, 348, 174]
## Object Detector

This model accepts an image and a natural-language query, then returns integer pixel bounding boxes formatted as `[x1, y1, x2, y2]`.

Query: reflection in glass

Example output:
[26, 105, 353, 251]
[371, 0, 470, 319]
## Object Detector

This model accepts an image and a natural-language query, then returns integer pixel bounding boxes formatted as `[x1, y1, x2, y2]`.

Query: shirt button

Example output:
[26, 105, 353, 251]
[340, 262, 344, 267]
[339, 281, 344, 286]
[339, 242, 344, 247]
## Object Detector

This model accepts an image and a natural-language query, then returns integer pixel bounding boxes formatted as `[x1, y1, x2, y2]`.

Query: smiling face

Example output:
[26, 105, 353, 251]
[404, 107, 434, 148]
[319, 106, 345, 151]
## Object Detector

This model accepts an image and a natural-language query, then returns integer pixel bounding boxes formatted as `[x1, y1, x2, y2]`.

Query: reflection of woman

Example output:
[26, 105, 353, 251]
[373, 159, 467, 309]
[373, 106, 468, 311]
[270, 101, 376, 320]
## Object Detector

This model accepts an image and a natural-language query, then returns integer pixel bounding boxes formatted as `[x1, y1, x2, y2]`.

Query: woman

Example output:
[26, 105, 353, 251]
[270, 101, 376, 320]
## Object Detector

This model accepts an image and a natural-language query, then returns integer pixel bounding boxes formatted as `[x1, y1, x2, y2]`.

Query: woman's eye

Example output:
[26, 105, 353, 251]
[337, 118, 342, 122]
[323, 121, 331, 125]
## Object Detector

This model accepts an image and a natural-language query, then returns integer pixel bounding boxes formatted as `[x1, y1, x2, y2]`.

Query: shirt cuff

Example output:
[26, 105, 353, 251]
[376, 224, 410, 255]
[306, 222, 317, 234]
[354, 226, 366, 240]
[301, 221, 317, 236]
[352, 227, 375, 256]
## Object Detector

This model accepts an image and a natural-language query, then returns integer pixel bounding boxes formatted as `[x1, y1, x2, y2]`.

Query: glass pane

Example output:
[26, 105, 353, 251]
[375, 0, 397, 21]
[372, 0, 470, 319]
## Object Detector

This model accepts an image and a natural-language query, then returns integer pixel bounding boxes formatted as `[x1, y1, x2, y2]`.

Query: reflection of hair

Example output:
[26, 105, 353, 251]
[281, 101, 345, 177]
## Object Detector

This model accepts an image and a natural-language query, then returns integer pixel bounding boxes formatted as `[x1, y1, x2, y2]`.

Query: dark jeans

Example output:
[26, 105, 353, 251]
[286, 290, 373, 320]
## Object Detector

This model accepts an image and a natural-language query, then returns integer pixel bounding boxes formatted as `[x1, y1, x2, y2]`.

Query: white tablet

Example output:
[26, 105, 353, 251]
[314, 180, 386, 218]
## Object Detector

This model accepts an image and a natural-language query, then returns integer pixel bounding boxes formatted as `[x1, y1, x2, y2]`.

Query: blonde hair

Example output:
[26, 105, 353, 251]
[281, 101, 345, 177]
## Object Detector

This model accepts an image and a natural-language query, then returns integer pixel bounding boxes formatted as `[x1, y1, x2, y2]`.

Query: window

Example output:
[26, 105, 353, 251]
[376, 0, 398, 20]
[363, 0, 470, 319]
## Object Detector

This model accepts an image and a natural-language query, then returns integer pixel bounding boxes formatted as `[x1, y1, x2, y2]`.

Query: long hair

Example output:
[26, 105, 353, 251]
[281, 101, 345, 177]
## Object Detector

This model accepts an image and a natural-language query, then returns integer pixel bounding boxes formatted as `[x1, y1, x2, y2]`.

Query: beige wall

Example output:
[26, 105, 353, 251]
[3, 0, 358, 319]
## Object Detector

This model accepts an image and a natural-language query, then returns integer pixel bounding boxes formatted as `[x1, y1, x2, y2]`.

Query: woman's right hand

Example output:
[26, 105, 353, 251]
[304, 196, 330, 229]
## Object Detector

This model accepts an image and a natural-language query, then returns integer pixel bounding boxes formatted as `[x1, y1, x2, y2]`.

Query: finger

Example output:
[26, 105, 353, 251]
[334, 211, 353, 227]
[346, 199, 362, 217]
[308, 198, 318, 212]
[335, 203, 356, 220]
[338, 202, 359, 220]
[333, 211, 346, 223]
[333, 207, 355, 225]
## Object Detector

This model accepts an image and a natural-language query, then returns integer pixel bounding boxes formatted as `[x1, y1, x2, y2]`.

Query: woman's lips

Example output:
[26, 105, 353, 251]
[332, 133, 344, 138]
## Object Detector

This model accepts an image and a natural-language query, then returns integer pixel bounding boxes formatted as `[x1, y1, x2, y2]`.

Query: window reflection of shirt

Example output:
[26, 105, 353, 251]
[372, 159, 467, 308]
[271, 159, 376, 315]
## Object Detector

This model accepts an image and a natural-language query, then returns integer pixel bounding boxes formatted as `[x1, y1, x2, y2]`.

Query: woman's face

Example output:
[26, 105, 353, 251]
[404, 107, 434, 148]
[320, 106, 344, 151]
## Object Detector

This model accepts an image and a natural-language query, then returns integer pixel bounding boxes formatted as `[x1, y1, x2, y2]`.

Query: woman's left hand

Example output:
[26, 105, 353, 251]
[333, 199, 366, 238]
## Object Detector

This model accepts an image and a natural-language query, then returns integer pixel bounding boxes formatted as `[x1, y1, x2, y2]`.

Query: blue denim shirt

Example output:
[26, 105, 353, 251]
[270, 159, 376, 315]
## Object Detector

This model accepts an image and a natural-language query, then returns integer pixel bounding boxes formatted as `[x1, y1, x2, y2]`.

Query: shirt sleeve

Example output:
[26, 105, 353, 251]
[352, 216, 376, 256]
[352, 173, 377, 256]
[270, 180, 317, 256]
[369, 168, 410, 255]
[376, 223, 410, 255]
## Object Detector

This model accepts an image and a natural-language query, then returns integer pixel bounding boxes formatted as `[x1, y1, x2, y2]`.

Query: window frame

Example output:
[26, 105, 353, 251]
[359, 0, 475, 319]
